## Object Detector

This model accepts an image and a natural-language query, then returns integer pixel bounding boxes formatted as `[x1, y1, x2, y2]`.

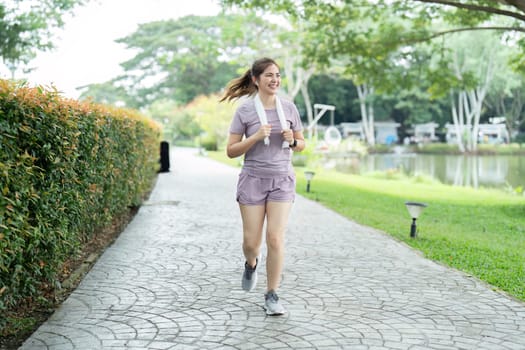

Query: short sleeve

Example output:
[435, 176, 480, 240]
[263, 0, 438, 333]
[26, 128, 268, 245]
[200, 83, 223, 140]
[229, 108, 245, 135]
[291, 103, 303, 131]
[281, 99, 302, 132]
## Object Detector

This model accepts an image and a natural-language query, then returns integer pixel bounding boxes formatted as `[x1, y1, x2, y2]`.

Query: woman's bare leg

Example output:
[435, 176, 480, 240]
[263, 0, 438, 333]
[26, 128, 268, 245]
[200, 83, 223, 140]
[239, 204, 266, 267]
[265, 201, 293, 291]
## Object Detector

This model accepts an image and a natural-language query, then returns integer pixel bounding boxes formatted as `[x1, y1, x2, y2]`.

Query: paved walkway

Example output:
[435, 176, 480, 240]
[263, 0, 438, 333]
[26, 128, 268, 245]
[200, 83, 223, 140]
[21, 147, 525, 350]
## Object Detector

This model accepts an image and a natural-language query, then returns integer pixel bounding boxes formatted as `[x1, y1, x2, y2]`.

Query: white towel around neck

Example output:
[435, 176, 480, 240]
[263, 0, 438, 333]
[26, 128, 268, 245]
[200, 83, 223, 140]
[253, 93, 289, 148]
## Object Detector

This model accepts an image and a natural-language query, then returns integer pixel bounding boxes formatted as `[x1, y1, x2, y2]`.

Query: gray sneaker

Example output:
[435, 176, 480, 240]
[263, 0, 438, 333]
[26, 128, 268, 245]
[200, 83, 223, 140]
[241, 258, 258, 291]
[264, 290, 286, 316]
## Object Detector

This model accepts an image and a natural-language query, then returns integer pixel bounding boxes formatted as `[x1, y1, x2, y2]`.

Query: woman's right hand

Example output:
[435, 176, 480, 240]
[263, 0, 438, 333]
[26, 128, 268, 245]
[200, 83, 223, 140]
[255, 124, 272, 141]
[227, 124, 272, 158]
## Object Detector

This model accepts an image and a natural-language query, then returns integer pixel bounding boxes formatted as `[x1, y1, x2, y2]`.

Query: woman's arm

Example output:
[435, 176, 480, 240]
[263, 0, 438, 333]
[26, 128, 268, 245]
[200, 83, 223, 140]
[282, 129, 306, 152]
[226, 133, 255, 158]
[226, 123, 272, 158]
[290, 130, 306, 152]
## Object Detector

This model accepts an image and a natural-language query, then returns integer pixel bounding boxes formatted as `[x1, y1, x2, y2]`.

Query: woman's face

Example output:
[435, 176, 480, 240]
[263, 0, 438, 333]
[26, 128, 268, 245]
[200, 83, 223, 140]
[255, 64, 281, 95]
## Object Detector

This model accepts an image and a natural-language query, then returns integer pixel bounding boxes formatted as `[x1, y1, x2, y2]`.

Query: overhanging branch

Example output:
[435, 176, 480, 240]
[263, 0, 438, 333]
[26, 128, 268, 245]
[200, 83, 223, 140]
[422, 25, 525, 41]
[384, 26, 525, 48]
[411, 0, 525, 22]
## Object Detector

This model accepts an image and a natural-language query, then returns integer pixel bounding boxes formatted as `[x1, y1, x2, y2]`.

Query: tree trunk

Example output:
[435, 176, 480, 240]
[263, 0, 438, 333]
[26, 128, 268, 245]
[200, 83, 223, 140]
[282, 56, 315, 126]
[356, 84, 375, 146]
[301, 82, 313, 126]
[508, 89, 524, 139]
[450, 92, 466, 153]
[469, 88, 485, 152]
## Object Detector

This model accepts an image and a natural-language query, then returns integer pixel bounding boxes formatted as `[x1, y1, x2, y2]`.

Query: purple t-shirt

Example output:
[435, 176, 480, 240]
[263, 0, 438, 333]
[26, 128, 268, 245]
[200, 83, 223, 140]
[229, 97, 303, 177]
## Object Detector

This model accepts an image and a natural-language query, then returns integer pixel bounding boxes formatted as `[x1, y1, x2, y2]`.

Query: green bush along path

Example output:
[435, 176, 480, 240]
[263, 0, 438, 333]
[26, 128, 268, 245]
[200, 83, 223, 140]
[0, 80, 161, 337]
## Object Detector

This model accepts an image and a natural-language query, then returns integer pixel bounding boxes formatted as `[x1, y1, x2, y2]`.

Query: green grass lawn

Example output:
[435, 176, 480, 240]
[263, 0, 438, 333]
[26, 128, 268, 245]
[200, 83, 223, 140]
[208, 150, 525, 302]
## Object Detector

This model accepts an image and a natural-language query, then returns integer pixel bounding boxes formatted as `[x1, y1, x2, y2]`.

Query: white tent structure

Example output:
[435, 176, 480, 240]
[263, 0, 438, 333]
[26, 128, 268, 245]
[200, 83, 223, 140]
[477, 123, 510, 144]
[307, 103, 336, 139]
[414, 122, 439, 143]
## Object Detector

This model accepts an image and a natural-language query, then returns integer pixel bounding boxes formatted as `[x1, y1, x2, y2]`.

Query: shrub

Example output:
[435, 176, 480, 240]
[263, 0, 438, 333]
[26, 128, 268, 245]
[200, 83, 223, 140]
[200, 133, 218, 151]
[513, 132, 525, 144]
[414, 143, 463, 154]
[292, 154, 307, 167]
[0, 80, 161, 316]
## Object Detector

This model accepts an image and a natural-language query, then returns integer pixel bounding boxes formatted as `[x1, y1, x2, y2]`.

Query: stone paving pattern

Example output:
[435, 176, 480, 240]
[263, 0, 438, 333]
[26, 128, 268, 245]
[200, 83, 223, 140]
[21, 147, 525, 350]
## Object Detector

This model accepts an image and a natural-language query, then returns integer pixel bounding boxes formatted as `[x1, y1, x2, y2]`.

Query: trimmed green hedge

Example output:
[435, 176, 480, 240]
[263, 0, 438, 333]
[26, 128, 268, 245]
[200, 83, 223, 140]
[0, 80, 161, 314]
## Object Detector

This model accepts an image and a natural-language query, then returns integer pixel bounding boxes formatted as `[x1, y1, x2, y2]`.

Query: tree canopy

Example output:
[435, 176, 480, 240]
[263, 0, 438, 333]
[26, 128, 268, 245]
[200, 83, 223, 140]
[0, 0, 85, 73]
[220, 0, 525, 73]
[79, 2, 524, 148]
[79, 13, 282, 107]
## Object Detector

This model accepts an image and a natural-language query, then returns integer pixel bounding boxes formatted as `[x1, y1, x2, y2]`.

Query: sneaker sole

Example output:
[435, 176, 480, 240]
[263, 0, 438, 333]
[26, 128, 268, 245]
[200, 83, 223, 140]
[241, 255, 261, 292]
[263, 306, 286, 316]
[242, 272, 257, 292]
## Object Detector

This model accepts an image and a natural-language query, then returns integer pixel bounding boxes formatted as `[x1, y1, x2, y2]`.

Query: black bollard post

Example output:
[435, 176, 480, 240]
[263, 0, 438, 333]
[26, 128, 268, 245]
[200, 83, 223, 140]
[159, 141, 170, 173]
[410, 218, 417, 238]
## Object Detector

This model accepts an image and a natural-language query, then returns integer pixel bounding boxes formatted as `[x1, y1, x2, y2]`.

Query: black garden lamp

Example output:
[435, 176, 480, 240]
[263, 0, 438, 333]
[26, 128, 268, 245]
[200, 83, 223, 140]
[304, 171, 315, 193]
[405, 202, 427, 238]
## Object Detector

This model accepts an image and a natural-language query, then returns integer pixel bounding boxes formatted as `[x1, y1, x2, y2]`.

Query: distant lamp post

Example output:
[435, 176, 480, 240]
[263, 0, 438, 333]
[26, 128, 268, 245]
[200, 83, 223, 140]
[405, 202, 427, 238]
[304, 171, 315, 193]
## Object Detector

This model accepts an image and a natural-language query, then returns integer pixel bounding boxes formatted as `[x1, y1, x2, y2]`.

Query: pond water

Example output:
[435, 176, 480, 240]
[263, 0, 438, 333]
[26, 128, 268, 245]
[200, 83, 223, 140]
[330, 153, 525, 190]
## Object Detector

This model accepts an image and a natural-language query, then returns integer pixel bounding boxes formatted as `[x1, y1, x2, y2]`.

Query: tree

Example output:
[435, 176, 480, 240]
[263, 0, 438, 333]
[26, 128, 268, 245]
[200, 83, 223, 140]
[145, 99, 201, 143]
[275, 27, 317, 126]
[114, 15, 236, 106]
[316, 16, 429, 145]
[222, 1, 435, 145]
[424, 29, 518, 152]
[81, 10, 318, 122]
[220, 1, 525, 70]
[110, 14, 280, 107]
[484, 46, 525, 140]
[221, 0, 525, 29]
[300, 74, 360, 124]
[77, 81, 136, 108]
[221, 0, 525, 149]
[185, 94, 238, 150]
[0, 0, 86, 76]
[486, 85, 525, 139]
[80, 13, 291, 109]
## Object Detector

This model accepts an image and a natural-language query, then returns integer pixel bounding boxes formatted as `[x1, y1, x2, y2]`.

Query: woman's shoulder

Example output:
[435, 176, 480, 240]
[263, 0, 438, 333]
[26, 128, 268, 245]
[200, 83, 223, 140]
[278, 96, 295, 106]
[279, 96, 299, 115]
[237, 97, 255, 112]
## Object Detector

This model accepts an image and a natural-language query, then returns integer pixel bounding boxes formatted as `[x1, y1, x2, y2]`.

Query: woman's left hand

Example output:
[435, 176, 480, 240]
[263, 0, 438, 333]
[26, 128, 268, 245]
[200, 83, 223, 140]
[281, 129, 294, 144]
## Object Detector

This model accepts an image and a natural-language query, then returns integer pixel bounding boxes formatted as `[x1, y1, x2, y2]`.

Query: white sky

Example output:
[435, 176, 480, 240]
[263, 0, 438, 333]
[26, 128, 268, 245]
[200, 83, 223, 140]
[0, 0, 221, 99]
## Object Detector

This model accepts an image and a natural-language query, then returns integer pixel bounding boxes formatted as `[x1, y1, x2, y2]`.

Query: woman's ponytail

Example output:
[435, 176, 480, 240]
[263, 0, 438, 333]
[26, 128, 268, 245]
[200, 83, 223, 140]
[220, 69, 257, 102]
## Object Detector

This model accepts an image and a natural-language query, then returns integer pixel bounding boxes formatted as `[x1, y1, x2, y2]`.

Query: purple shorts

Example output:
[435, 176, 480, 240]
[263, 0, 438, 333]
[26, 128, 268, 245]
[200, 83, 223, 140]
[236, 172, 296, 205]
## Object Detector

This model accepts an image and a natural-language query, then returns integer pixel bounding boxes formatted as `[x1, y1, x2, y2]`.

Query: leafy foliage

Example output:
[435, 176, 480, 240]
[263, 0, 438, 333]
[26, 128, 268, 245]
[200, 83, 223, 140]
[80, 10, 300, 110]
[146, 99, 202, 144]
[0, 79, 160, 322]
[78, 81, 137, 109]
[184, 94, 238, 150]
[0, 0, 85, 71]
[222, 0, 525, 86]
[80, 13, 281, 108]
[220, 0, 525, 151]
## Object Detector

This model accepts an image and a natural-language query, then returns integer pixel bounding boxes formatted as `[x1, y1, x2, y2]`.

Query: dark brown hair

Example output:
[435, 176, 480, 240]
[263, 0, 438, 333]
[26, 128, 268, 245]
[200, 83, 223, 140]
[220, 57, 279, 102]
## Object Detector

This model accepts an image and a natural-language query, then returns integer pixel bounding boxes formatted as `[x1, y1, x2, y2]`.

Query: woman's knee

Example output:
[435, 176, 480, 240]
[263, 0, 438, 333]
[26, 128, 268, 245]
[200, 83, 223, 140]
[243, 237, 260, 253]
[266, 232, 284, 251]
